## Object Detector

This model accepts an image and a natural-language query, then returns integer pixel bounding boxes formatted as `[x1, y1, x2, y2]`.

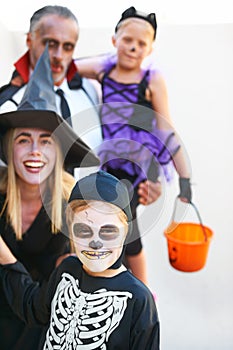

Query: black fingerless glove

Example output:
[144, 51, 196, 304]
[178, 177, 192, 202]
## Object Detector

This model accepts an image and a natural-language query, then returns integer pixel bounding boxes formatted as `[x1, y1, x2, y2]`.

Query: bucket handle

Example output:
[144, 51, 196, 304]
[171, 197, 208, 242]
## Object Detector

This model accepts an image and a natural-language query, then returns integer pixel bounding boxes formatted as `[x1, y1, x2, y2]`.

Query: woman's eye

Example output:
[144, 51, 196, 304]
[41, 138, 52, 145]
[72, 223, 93, 238]
[17, 137, 29, 144]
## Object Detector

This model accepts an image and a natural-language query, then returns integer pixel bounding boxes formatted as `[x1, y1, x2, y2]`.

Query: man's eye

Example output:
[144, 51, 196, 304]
[63, 43, 75, 52]
[72, 223, 93, 238]
[47, 40, 58, 48]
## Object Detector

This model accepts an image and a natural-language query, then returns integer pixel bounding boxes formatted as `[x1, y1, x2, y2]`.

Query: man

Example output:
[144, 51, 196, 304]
[0, 4, 161, 206]
[0, 6, 102, 152]
[0, 5, 162, 285]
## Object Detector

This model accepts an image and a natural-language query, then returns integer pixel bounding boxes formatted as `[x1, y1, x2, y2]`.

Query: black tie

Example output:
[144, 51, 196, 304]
[56, 88, 72, 126]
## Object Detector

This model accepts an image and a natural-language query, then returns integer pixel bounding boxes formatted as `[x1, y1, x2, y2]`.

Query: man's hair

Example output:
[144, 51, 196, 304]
[29, 5, 78, 32]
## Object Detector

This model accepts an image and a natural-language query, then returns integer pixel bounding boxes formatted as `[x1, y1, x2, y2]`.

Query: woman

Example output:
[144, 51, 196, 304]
[0, 47, 99, 349]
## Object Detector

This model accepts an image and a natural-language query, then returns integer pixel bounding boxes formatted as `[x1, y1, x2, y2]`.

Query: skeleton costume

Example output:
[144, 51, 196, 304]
[0, 171, 160, 350]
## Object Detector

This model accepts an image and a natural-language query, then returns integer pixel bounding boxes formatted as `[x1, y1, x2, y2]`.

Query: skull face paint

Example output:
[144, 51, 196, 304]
[71, 201, 128, 273]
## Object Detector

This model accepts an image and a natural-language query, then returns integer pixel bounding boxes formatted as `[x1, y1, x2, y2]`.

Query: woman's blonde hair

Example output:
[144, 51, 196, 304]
[0, 129, 75, 239]
[66, 199, 128, 253]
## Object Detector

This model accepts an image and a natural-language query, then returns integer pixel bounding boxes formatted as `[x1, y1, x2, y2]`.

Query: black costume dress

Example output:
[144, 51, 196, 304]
[0, 194, 70, 350]
[0, 256, 160, 350]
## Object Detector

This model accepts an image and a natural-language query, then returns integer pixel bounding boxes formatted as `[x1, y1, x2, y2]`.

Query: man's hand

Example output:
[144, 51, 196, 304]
[138, 180, 162, 205]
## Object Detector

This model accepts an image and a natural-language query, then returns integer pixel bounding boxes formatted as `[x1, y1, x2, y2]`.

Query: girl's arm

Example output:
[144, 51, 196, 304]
[75, 55, 108, 80]
[149, 70, 173, 128]
[150, 70, 192, 199]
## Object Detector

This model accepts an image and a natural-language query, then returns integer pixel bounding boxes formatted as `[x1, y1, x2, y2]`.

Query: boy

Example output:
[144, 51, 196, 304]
[0, 170, 160, 349]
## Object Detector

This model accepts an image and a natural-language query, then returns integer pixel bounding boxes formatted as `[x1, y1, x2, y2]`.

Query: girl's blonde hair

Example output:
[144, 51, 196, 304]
[66, 199, 128, 253]
[0, 129, 75, 239]
[115, 17, 155, 40]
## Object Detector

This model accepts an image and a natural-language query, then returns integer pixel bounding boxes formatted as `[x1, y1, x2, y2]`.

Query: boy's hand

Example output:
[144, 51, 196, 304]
[0, 236, 17, 265]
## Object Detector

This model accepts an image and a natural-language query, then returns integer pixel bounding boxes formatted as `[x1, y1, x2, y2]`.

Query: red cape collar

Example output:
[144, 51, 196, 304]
[14, 51, 77, 83]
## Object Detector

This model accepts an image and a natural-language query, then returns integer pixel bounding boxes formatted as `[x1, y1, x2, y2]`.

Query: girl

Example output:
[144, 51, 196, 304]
[76, 7, 192, 285]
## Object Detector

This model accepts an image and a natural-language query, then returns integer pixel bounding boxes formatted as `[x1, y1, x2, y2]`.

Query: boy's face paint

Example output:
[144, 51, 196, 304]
[71, 203, 127, 273]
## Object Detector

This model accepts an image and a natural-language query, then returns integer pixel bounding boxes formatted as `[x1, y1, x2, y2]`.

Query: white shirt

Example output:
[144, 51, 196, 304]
[55, 79, 102, 150]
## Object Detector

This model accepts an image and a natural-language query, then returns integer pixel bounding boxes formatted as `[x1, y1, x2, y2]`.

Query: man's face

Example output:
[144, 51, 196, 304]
[27, 14, 79, 85]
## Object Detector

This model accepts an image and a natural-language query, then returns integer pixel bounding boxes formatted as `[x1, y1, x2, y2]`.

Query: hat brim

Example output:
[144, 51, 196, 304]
[0, 109, 100, 168]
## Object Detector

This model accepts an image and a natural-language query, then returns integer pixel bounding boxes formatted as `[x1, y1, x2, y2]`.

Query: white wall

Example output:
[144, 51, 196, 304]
[142, 23, 233, 350]
[1, 22, 233, 349]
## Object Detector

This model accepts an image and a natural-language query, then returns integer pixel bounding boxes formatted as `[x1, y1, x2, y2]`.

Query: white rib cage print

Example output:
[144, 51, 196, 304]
[43, 272, 132, 349]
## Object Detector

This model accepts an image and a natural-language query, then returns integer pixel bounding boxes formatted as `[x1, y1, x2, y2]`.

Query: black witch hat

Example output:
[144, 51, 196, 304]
[0, 45, 100, 168]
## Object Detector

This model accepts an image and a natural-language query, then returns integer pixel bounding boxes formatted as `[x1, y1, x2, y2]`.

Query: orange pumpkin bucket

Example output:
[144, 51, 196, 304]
[164, 198, 213, 272]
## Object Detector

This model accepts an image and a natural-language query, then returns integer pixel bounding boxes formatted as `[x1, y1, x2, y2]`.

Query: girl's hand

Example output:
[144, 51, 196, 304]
[178, 178, 192, 203]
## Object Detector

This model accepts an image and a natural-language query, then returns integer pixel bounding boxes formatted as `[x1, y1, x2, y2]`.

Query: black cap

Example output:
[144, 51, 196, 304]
[69, 170, 133, 269]
[68, 170, 132, 222]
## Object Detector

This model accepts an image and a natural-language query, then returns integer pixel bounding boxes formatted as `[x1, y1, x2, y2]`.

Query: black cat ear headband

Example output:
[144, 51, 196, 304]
[115, 6, 157, 39]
